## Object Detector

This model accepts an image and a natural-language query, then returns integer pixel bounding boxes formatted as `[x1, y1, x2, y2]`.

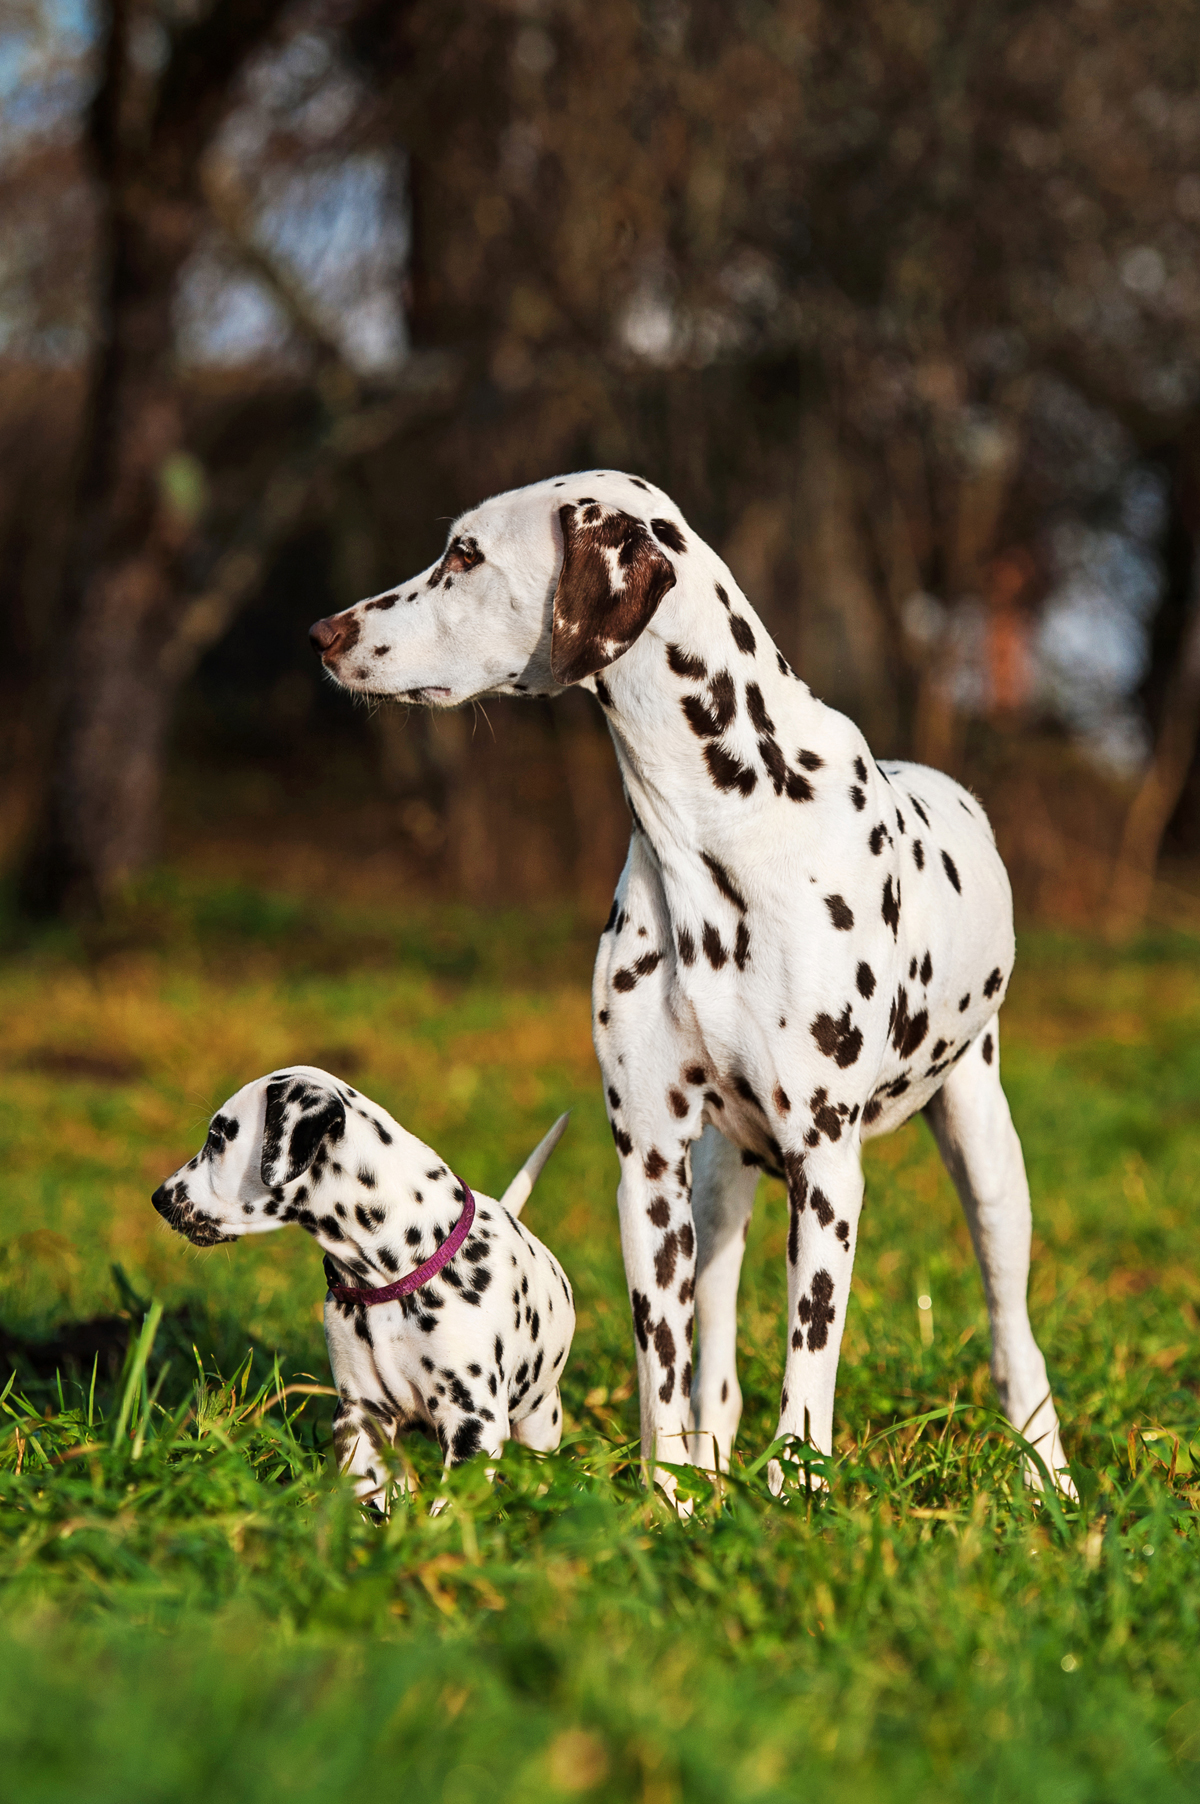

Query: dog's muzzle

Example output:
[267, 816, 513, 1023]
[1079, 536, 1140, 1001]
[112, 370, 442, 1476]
[151, 1181, 236, 1248]
[309, 614, 357, 663]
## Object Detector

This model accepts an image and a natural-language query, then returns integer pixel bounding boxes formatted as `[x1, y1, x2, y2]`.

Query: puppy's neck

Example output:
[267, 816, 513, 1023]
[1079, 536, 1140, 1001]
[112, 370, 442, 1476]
[302, 1119, 469, 1284]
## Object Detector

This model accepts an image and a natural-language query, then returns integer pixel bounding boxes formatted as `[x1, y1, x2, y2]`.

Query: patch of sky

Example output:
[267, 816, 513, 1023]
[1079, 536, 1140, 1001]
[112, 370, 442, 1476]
[176, 153, 409, 374]
[0, 0, 97, 156]
[1036, 466, 1168, 774]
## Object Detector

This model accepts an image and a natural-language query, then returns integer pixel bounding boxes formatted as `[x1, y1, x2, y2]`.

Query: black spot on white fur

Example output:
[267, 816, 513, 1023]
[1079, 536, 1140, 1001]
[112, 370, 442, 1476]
[825, 894, 854, 931]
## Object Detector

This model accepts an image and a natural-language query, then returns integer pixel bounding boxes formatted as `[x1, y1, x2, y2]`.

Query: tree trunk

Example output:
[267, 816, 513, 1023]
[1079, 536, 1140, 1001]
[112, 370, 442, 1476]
[20, 163, 198, 912]
[19, 0, 295, 918]
[793, 411, 899, 754]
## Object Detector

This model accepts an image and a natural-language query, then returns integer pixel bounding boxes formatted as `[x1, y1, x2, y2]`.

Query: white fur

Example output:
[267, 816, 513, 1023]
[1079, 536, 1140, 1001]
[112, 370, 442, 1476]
[312, 472, 1073, 1499]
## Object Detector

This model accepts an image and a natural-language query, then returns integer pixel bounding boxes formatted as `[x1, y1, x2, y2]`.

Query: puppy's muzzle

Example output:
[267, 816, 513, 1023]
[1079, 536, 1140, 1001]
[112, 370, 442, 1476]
[151, 1181, 235, 1248]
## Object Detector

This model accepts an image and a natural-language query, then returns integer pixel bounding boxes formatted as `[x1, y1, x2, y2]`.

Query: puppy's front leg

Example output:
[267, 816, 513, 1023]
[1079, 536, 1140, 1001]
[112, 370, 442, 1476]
[332, 1391, 402, 1510]
[511, 1386, 564, 1451]
[422, 1403, 509, 1518]
[325, 1300, 414, 1512]
[769, 1142, 865, 1496]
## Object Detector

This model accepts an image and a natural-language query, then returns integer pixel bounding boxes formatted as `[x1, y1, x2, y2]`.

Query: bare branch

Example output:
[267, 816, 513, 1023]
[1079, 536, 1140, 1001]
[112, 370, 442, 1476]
[151, 0, 295, 165]
[86, 0, 129, 178]
[201, 157, 350, 371]
[158, 352, 462, 685]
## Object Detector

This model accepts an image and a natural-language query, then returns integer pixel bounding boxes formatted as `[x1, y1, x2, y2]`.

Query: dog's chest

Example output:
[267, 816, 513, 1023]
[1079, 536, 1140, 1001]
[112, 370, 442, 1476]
[607, 738, 1015, 1156]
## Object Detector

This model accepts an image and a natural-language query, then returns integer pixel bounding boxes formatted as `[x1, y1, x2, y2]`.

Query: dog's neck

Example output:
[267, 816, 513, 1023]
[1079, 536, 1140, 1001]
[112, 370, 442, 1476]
[589, 551, 834, 881]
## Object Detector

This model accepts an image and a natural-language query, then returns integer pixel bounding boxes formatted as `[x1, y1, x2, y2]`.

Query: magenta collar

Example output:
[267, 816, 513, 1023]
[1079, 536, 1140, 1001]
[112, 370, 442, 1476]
[328, 1181, 476, 1306]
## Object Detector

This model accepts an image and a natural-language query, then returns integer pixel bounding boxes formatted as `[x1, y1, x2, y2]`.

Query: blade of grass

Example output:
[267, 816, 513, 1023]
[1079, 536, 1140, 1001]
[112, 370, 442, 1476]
[131, 1359, 173, 1459]
[111, 1303, 163, 1447]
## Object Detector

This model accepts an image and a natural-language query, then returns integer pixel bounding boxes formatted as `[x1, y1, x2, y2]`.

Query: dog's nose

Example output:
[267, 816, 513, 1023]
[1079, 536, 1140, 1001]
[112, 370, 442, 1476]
[310, 616, 346, 658]
[151, 1183, 172, 1219]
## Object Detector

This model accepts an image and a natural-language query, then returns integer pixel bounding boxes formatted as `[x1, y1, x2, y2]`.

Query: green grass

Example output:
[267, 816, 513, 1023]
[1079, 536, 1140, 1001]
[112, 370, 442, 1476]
[2, 878, 1200, 1801]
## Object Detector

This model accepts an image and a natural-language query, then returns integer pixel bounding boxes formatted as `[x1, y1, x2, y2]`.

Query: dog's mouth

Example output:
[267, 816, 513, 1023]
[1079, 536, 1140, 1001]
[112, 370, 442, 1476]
[401, 686, 452, 703]
[151, 1182, 237, 1248]
[177, 1217, 238, 1248]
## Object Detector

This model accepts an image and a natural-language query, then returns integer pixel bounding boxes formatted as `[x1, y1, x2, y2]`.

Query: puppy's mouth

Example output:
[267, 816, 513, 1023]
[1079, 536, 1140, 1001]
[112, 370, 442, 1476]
[151, 1182, 237, 1248]
[401, 686, 452, 704]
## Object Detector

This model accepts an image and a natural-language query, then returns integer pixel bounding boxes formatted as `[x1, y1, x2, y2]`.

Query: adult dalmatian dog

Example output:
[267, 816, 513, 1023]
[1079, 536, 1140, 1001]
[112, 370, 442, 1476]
[152, 1068, 574, 1506]
[309, 471, 1073, 1499]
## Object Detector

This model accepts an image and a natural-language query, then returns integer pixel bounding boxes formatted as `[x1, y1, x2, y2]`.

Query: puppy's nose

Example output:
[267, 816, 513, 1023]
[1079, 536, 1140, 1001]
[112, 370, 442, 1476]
[151, 1183, 173, 1219]
[310, 616, 346, 658]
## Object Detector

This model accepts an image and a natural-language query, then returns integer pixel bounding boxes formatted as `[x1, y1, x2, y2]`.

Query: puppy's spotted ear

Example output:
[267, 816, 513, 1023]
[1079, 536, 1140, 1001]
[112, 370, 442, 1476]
[261, 1075, 346, 1187]
[550, 501, 678, 685]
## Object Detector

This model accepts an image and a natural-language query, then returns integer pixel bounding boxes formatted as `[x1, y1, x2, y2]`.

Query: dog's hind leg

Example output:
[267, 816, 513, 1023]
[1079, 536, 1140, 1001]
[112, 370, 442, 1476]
[688, 1125, 758, 1472]
[923, 1020, 1075, 1496]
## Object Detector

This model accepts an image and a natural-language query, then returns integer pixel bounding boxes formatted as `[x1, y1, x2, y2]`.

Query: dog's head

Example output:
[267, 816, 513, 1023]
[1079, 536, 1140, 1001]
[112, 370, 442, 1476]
[151, 1068, 351, 1248]
[309, 472, 685, 705]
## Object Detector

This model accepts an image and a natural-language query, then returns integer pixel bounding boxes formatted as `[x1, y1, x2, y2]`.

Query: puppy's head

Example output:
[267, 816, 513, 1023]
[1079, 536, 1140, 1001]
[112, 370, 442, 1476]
[151, 1068, 348, 1247]
[309, 471, 683, 706]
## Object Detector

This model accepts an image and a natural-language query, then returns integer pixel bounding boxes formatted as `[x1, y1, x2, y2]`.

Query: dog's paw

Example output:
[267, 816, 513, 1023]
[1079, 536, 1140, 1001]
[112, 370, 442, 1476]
[1023, 1445, 1079, 1502]
[1015, 1407, 1078, 1502]
[647, 1464, 695, 1520]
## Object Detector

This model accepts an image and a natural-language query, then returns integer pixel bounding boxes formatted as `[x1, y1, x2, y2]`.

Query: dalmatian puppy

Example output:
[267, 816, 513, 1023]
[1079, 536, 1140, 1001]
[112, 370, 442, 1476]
[152, 1068, 575, 1506]
[308, 472, 1074, 1500]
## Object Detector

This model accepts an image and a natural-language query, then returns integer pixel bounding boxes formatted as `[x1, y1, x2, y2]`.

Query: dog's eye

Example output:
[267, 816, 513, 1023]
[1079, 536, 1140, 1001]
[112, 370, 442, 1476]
[451, 538, 484, 571]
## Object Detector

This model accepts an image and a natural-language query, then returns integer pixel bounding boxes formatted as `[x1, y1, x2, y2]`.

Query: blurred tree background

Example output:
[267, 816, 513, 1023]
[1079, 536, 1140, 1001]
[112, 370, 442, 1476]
[4, 0, 1200, 930]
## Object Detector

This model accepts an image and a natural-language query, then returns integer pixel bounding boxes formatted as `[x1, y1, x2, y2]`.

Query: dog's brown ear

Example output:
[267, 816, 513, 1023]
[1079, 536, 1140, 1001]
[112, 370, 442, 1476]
[550, 502, 678, 685]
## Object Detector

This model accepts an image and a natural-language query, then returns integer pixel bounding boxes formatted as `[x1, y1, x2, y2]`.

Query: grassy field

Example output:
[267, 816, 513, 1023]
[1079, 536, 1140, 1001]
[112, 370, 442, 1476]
[1, 874, 1199, 1802]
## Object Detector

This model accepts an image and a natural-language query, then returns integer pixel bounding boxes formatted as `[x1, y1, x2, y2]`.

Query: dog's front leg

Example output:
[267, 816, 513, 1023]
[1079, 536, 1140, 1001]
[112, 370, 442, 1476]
[593, 848, 710, 1505]
[614, 1127, 701, 1502]
[769, 1142, 865, 1497]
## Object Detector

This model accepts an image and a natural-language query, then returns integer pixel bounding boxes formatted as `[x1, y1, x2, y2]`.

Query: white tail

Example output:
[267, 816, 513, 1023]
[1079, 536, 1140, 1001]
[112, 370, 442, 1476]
[498, 1112, 570, 1217]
